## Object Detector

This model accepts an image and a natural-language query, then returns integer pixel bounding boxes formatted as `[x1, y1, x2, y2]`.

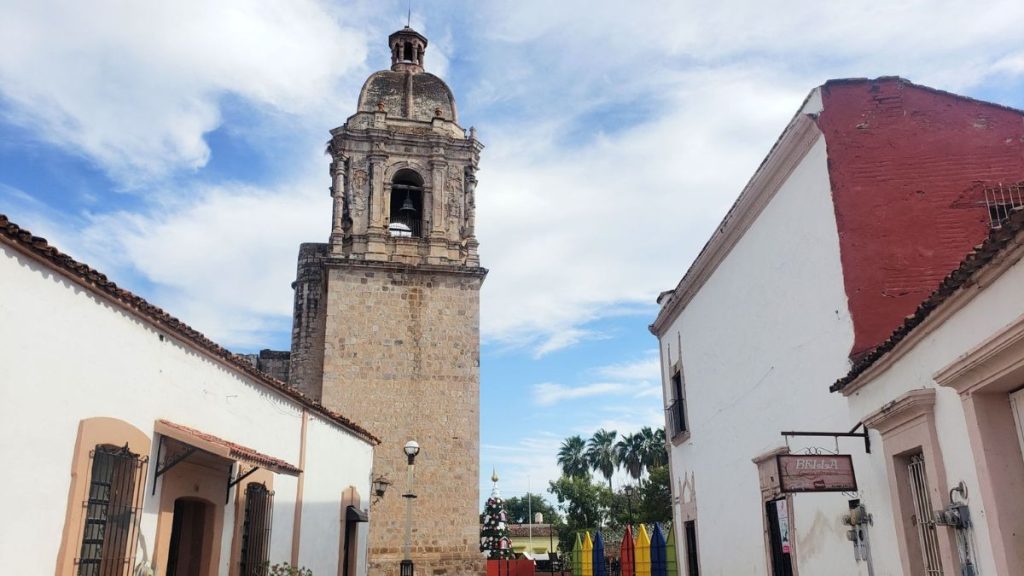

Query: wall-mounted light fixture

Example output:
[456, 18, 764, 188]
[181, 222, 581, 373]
[372, 475, 392, 504]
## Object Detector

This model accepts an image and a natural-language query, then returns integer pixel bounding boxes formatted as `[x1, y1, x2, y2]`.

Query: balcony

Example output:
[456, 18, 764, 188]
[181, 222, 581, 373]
[666, 398, 687, 439]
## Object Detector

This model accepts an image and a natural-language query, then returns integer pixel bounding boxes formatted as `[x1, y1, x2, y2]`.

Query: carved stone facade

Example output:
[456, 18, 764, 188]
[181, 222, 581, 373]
[287, 26, 487, 576]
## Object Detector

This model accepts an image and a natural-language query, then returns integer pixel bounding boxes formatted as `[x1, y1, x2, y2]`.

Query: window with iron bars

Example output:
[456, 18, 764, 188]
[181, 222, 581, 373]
[984, 182, 1024, 229]
[77, 444, 148, 576]
[666, 370, 688, 438]
[239, 483, 274, 576]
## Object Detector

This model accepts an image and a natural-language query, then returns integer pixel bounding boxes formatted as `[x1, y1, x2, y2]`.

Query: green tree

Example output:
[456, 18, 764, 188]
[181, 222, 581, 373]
[615, 432, 645, 482]
[548, 475, 610, 552]
[636, 465, 673, 524]
[504, 494, 562, 525]
[586, 429, 618, 490]
[557, 435, 589, 478]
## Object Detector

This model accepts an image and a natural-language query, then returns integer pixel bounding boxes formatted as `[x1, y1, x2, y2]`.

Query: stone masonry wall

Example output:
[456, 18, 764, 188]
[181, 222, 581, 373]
[289, 242, 329, 397]
[320, 260, 486, 576]
[256, 349, 290, 383]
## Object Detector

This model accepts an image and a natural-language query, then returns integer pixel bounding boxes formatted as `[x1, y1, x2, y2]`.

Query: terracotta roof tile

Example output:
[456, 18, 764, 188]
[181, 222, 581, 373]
[0, 213, 379, 445]
[831, 206, 1024, 393]
[158, 419, 302, 475]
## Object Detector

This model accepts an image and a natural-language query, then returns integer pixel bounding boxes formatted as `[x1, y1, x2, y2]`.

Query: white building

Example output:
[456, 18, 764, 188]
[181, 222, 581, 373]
[0, 214, 379, 576]
[650, 77, 1024, 575]
[833, 207, 1024, 576]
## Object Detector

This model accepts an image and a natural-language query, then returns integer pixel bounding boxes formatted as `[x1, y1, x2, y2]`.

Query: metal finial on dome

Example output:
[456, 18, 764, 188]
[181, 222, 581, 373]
[491, 468, 499, 484]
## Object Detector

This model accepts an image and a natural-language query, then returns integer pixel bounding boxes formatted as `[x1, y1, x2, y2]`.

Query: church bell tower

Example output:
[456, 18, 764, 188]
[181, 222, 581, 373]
[288, 25, 486, 576]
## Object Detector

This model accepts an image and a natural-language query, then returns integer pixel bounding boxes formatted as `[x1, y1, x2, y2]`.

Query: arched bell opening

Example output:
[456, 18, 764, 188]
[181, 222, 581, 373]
[389, 169, 424, 238]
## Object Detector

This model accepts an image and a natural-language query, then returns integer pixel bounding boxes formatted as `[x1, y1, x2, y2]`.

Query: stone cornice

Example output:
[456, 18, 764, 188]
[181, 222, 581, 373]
[863, 388, 936, 436]
[325, 256, 489, 279]
[649, 113, 822, 336]
[934, 311, 1024, 395]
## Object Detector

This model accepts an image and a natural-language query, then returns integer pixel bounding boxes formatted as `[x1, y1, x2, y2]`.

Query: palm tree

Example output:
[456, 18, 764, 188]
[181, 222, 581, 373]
[615, 432, 645, 482]
[557, 435, 589, 478]
[640, 426, 668, 469]
[586, 429, 618, 490]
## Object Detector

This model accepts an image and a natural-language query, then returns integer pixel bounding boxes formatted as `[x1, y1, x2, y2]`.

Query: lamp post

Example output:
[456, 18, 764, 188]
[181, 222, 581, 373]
[401, 440, 420, 576]
[623, 485, 634, 527]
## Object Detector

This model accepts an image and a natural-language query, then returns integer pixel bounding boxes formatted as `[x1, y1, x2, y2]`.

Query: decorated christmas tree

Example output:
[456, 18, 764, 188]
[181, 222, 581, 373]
[480, 469, 514, 559]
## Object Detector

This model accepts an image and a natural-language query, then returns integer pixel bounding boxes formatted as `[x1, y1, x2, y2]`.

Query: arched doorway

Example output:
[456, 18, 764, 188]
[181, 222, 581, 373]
[166, 497, 216, 576]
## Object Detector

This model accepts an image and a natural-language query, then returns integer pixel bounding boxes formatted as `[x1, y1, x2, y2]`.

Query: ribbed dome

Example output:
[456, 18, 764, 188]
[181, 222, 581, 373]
[356, 70, 458, 123]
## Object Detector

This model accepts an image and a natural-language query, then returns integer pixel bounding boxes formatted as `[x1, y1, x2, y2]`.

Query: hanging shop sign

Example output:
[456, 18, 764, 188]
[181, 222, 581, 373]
[777, 454, 857, 493]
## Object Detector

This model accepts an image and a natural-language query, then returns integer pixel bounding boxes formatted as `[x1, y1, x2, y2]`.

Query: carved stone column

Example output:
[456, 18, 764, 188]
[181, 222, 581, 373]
[329, 157, 348, 251]
[463, 166, 477, 238]
[366, 151, 388, 261]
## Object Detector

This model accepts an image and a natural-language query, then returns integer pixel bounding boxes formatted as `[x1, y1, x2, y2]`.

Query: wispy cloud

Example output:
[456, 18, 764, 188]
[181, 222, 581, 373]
[5, 0, 1024, 357]
[532, 328, 605, 358]
[595, 351, 660, 382]
[533, 382, 630, 406]
[0, 0, 370, 183]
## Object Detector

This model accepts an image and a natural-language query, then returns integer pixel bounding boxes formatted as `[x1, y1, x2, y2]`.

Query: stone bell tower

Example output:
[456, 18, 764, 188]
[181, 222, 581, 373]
[287, 25, 486, 576]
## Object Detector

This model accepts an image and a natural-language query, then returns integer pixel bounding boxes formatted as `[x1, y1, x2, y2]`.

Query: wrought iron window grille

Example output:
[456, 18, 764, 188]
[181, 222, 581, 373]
[984, 182, 1024, 229]
[239, 483, 274, 576]
[76, 444, 148, 576]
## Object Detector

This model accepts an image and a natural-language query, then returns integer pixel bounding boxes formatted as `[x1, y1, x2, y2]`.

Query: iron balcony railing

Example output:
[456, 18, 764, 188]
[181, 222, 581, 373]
[666, 398, 687, 438]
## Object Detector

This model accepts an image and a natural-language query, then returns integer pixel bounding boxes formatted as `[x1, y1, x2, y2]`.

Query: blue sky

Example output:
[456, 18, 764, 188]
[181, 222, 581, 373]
[3, 0, 1024, 508]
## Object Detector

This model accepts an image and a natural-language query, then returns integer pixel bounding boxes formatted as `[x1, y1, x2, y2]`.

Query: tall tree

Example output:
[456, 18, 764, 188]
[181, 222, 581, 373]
[615, 432, 645, 482]
[640, 426, 668, 470]
[548, 475, 610, 552]
[557, 435, 589, 478]
[586, 429, 618, 490]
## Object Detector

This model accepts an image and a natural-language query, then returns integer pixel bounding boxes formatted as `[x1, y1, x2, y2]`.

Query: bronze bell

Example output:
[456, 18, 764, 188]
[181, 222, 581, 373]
[399, 194, 416, 214]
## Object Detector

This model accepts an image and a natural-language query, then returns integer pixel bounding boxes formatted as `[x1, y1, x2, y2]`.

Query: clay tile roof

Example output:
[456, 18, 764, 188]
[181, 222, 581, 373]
[0, 213, 379, 445]
[157, 419, 302, 475]
[508, 524, 555, 537]
[831, 206, 1024, 393]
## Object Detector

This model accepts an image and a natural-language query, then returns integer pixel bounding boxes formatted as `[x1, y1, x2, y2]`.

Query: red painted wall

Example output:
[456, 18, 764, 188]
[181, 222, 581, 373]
[487, 559, 536, 576]
[818, 78, 1024, 358]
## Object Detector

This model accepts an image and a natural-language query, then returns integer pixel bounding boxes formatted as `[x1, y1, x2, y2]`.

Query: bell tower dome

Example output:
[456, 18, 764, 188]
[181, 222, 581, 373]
[287, 24, 487, 576]
[332, 26, 478, 266]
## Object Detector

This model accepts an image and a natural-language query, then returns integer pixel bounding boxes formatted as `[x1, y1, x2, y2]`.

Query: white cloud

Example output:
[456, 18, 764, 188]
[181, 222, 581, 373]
[595, 351, 661, 382]
[532, 328, 604, 358]
[0, 0, 369, 183]
[532, 382, 630, 407]
[6, 0, 1024, 358]
[70, 149, 332, 348]
[476, 66, 803, 350]
[481, 433, 565, 505]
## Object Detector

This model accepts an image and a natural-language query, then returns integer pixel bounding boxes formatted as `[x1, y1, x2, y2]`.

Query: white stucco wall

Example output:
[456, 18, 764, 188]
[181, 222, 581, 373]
[0, 243, 373, 575]
[843, 250, 1024, 576]
[658, 134, 874, 575]
[299, 414, 375, 576]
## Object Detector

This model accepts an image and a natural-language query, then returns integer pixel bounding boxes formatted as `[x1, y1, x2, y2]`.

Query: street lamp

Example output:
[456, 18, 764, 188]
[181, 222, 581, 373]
[623, 485, 634, 527]
[401, 440, 420, 576]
